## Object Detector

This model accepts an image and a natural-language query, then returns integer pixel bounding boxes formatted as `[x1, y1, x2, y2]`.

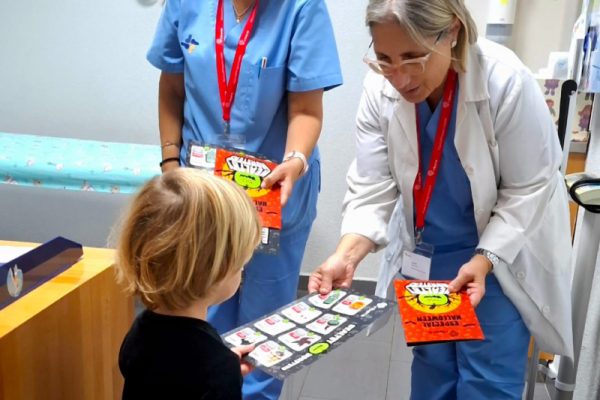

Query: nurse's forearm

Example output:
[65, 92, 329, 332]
[158, 72, 185, 170]
[335, 234, 375, 271]
[286, 89, 324, 162]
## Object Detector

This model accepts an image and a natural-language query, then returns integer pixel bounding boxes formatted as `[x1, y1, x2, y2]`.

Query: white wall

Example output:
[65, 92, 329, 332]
[465, 0, 580, 72]
[512, 0, 580, 72]
[464, 0, 489, 38]
[0, 0, 161, 143]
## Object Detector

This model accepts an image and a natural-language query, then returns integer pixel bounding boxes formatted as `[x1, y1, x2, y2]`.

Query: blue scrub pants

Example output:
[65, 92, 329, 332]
[410, 249, 530, 400]
[208, 161, 320, 400]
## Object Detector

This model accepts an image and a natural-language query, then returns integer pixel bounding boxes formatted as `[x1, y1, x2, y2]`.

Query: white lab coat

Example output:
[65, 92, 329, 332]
[342, 38, 574, 358]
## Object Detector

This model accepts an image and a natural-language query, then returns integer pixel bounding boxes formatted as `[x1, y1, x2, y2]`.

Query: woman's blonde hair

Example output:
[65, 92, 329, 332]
[366, 0, 478, 72]
[115, 168, 261, 310]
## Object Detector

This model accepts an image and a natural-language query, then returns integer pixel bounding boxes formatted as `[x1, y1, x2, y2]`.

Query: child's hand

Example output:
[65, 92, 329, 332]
[448, 254, 491, 307]
[231, 344, 255, 376]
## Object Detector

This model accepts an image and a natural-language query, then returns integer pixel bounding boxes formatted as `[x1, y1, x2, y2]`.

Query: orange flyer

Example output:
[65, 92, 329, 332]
[187, 143, 281, 254]
[213, 148, 281, 230]
[394, 280, 484, 346]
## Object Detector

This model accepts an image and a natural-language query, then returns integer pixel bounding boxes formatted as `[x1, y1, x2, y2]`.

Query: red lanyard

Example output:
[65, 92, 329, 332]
[215, 0, 259, 134]
[413, 69, 458, 240]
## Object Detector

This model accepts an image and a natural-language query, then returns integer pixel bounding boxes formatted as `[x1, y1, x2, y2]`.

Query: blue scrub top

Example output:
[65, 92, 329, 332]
[416, 90, 504, 289]
[147, 0, 343, 163]
[416, 86, 479, 257]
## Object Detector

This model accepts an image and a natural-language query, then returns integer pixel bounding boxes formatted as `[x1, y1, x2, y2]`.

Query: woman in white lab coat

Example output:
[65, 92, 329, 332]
[308, 0, 573, 398]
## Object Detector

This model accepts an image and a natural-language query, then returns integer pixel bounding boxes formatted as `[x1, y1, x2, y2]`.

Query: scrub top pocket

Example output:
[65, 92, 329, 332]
[247, 64, 287, 127]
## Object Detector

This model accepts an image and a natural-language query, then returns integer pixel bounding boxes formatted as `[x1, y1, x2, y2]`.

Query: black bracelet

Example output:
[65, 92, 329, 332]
[159, 157, 181, 168]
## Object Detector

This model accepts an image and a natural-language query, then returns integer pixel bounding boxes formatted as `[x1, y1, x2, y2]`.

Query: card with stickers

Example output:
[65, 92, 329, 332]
[306, 313, 348, 335]
[221, 289, 395, 379]
[280, 301, 322, 324]
[223, 327, 268, 347]
[331, 294, 373, 316]
[254, 314, 296, 336]
[278, 328, 322, 351]
[307, 290, 347, 309]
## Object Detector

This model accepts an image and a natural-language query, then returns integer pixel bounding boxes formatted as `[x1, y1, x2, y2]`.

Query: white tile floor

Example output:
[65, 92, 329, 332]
[279, 311, 409, 400]
[279, 312, 552, 400]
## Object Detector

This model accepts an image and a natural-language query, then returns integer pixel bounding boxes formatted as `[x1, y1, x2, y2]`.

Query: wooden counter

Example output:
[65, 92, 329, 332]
[0, 241, 133, 400]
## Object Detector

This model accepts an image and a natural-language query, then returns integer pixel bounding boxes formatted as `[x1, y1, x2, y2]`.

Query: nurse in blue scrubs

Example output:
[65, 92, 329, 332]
[147, 0, 342, 398]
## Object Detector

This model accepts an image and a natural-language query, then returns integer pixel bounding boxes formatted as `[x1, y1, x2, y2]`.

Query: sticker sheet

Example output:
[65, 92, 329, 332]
[224, 327, 268, 347]
[221, 289, 395, 379]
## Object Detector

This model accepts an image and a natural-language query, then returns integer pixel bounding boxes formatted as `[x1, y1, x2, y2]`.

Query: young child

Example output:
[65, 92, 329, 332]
[115, 168, 261, 399]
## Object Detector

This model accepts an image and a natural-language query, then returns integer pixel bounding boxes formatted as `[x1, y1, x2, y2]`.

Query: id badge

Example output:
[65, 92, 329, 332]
[401, 242, 434, 280]
[217, 122, 246, 147]
[216, 133, 246, 147]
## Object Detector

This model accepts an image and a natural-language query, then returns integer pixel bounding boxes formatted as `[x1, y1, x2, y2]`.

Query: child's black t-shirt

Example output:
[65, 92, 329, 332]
[119, 309, 242, 400]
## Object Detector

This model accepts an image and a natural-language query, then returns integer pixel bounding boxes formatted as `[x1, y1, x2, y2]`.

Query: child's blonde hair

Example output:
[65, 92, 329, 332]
[115, 168, 261, 310]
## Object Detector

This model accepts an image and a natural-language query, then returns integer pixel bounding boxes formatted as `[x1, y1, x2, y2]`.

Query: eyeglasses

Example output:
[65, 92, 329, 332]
[363, 31, 445, 77]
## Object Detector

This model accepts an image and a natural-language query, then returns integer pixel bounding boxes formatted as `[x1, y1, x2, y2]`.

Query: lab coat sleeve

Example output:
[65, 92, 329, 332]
[146, 0, 185, 74]
[477, 69, 563, 264]
[340, 76, 399, 250]
[286, 0, 343, 92]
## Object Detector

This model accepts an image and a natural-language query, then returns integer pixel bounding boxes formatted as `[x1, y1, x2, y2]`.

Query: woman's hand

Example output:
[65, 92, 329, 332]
[308, 253, 357, 295]
[261, 158, 304, 206]
[230, 344, 255, 376]
[448, 254, 492, 307]
[308, 234, 375, 294]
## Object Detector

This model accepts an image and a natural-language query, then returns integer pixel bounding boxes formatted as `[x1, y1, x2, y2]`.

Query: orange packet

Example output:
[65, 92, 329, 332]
[394, 280, 484, 346]
[187, 143, 281, 254]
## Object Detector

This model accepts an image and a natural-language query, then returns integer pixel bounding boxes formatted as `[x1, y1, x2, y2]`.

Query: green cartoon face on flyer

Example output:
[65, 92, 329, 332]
[418, 294, 449, 307]
[222, 155, 272, 198]
[233, 171, 262, 189]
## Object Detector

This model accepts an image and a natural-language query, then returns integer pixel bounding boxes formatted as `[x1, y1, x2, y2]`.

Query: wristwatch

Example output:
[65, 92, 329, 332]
[474, 248, 500, 270]
[283, 151, 309, 176]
